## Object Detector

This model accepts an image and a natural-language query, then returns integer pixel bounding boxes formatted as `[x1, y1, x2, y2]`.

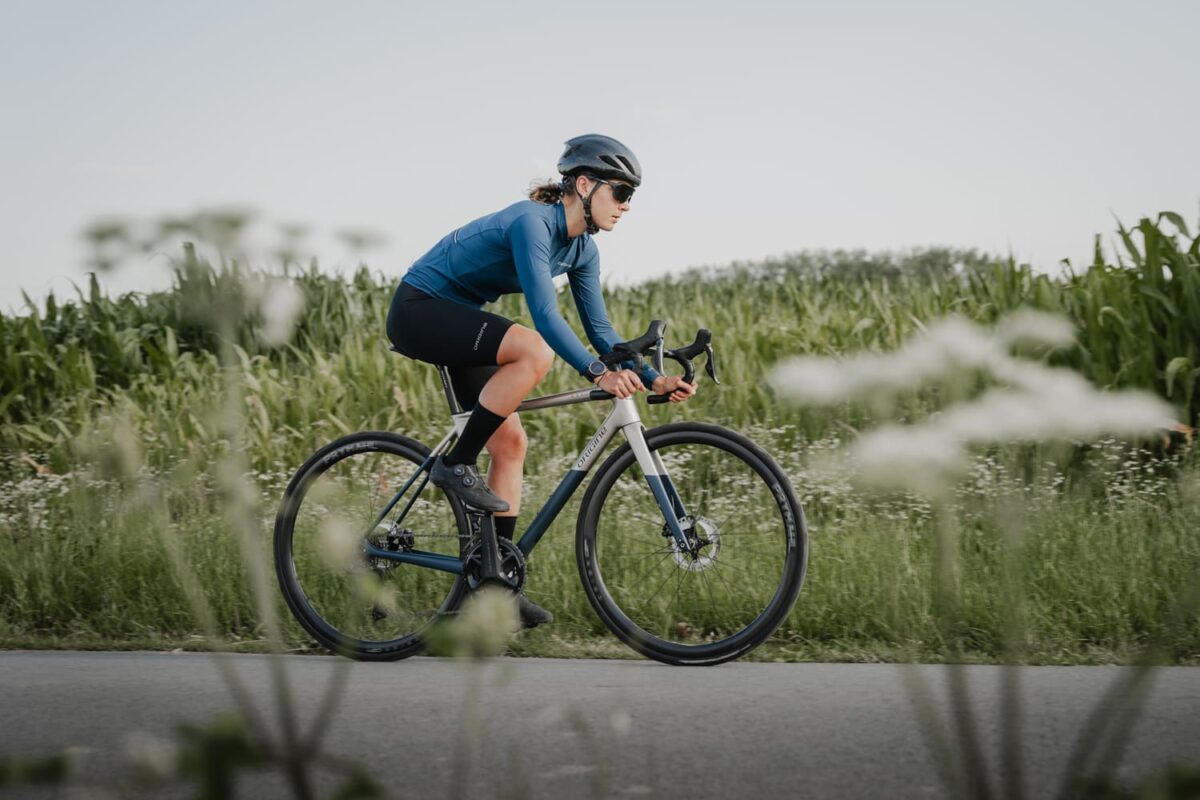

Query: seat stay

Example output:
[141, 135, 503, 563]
[361, 453, 435, 540]
[362, 425, 460, 541]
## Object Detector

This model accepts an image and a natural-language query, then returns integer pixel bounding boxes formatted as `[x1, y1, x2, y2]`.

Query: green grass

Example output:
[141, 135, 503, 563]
[2, 436, 1197, 662]
[2, 212, 1199, 662]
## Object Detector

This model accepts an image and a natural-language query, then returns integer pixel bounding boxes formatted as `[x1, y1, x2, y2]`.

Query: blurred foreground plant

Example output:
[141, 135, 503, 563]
[772, 310, 1197, 799]
[0, 242, 390, 799]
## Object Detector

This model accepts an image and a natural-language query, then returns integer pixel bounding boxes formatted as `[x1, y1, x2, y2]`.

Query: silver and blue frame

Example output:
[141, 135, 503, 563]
[360, 383, 690, 573]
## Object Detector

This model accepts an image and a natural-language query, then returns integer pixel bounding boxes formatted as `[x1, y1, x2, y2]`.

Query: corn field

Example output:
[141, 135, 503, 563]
[0, 212, 1197, 661]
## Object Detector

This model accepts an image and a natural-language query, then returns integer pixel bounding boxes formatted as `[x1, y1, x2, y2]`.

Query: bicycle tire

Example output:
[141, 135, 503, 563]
[274, 431, 470, 661]
[576, 422, 807, 666]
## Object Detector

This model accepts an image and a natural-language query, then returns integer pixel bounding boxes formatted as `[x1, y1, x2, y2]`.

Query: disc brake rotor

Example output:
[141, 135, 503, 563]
[671, 516, 720, 572]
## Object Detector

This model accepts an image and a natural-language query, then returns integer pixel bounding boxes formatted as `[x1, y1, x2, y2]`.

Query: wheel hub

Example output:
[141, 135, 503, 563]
[669, 516, 720, 572]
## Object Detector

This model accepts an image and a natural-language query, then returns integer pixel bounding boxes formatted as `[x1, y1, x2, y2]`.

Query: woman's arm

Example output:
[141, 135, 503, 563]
[508, 214, 602, 378]
[567, 246, 660, 389]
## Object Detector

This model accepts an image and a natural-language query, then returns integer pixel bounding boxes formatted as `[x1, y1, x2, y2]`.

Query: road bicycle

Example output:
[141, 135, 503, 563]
[274, 322, 808, 665]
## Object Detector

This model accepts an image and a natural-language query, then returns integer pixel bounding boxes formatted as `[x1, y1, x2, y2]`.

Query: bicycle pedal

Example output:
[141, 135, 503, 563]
[462, 504, 493, 516]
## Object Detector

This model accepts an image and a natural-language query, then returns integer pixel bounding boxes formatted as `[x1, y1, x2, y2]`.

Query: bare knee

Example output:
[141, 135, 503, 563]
[499, 326, 554, 379]
[486, 416, 527, 462]
[530, 336, 553, 378]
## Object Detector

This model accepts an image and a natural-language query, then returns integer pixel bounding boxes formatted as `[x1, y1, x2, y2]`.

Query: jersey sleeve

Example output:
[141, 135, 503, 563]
[568, 243, 660, 389]
[508, 214, 597, 376]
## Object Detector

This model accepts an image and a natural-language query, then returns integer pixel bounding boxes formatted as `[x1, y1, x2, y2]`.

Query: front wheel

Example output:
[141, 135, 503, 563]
[576, 422, 807, 665]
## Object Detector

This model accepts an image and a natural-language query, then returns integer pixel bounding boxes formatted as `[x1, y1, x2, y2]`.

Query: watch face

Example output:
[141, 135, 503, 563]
[588, 361, 606, 377]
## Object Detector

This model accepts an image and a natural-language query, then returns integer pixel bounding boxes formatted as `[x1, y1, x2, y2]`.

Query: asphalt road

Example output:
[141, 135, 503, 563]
[1, 651, 1197, 799]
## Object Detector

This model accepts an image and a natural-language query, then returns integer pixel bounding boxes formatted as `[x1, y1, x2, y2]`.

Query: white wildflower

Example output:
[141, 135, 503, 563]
[123, 731, 179, 780]
[770, 316, 1001, 404]
[995, 309, 1076, 350]
[773, 311, 1178, 496]
[259, 278, 305, 346]
[318, 514, 362, 571]
[444, 586, 520, 658]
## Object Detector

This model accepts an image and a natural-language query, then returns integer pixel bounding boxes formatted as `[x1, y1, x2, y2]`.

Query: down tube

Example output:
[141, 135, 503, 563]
[515, 469, 588, 556]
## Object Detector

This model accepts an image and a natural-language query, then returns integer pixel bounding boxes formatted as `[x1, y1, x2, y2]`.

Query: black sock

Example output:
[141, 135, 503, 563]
[495, 515, 517, 541]
[443, 403, 507, 467]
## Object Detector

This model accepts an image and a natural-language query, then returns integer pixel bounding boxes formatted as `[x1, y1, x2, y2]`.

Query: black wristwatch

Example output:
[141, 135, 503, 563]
[583, 359, 607, 382]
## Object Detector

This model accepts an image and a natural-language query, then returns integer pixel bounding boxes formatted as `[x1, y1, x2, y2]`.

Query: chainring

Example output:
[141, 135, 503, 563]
[462, 538, 527, 592]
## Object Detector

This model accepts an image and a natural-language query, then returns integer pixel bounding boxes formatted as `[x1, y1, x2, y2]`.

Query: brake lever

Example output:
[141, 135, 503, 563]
[653, 336, 665, 374]
[705, 343, 721, 385]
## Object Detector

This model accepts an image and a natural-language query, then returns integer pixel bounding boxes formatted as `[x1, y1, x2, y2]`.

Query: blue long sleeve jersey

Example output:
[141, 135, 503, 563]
[401, 200, 659, 387]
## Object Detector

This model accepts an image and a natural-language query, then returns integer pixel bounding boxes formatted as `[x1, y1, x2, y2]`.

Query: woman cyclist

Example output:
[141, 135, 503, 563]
[386, 134, 697, 626]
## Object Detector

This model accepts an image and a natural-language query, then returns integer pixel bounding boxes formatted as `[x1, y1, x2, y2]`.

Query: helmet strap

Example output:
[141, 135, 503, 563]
[576, 177, 601, 235]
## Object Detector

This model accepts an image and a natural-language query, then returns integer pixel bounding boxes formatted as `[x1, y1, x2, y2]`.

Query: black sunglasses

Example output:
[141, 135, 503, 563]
[590, 177, 636, 204]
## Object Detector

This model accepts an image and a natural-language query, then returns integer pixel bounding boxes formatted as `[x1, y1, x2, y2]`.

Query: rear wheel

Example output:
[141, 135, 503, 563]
[576, 423, 807, 665]
[274, 432, 470, 661]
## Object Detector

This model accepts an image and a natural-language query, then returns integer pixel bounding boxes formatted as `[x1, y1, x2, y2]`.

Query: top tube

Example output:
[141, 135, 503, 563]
[515, 386, 614, 413]
[435, 364, 611, 415]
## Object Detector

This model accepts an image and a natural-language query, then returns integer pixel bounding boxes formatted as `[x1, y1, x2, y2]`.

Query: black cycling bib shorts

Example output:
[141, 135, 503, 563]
[386, 282, 514, 411]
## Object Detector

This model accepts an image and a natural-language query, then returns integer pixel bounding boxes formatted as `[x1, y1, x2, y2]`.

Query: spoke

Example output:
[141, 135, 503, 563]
[704, 561, 746, 609]
[707, 556, 772, 577]
[627, 549, 681, 589]
[708, 554, 749, 578]
[624, 545, 676, 564]
[643, 558, 685, 607]
[711, 507, 760, 537]
[698, 567, 722, 609]
[667, 566, 689, 623]
[626, 510, 669, 528]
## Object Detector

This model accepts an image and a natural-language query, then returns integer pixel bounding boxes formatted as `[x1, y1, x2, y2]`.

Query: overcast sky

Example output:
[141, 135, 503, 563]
[2, 0, 1198, 314]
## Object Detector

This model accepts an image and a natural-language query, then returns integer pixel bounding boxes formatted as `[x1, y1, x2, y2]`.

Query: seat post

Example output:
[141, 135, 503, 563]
[436, 366, 464, 415]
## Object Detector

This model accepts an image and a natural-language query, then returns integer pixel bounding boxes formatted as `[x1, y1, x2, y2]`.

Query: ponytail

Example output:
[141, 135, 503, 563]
[528, 177, 571, 204]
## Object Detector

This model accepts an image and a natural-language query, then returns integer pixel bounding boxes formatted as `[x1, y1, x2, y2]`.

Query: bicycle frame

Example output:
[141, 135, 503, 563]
[359, 387, 692, 574]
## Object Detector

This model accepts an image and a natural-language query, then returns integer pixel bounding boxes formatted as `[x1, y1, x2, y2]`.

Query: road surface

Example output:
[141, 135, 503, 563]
[1, 651, 1197, 798]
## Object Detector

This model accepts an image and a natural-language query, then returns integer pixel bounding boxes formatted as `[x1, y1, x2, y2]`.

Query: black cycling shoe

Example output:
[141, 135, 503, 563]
[517, 595, 554, 629]
[429, 456, 510, 513]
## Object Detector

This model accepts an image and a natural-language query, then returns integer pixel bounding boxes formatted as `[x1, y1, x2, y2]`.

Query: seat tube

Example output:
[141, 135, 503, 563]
[619, 414, 689, 548]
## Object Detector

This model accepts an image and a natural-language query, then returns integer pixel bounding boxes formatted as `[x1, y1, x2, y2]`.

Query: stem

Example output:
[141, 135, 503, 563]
[217, 318, 307, 792]
[999, 498, 1027, 800]
[1057, 577, 1200, 798]
[935, 501, 994, 800]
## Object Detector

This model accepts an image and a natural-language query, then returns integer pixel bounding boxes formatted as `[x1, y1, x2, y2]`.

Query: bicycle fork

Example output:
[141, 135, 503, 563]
[623, 423, 692, 548]
[607, 399, 692, 549]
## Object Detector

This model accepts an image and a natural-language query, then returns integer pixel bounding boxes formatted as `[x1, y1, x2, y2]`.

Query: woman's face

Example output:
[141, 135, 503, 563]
[579, 176, 633, 232]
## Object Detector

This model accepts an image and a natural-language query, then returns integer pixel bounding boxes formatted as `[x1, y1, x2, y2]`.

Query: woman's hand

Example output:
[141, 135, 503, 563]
[650, 375, 698, 403]
[594, 369, 646, 399]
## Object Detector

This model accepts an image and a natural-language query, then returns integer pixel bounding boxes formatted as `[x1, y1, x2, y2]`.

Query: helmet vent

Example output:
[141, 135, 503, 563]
[600, 155, 626, 174]
[558, 134, 641, 186]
